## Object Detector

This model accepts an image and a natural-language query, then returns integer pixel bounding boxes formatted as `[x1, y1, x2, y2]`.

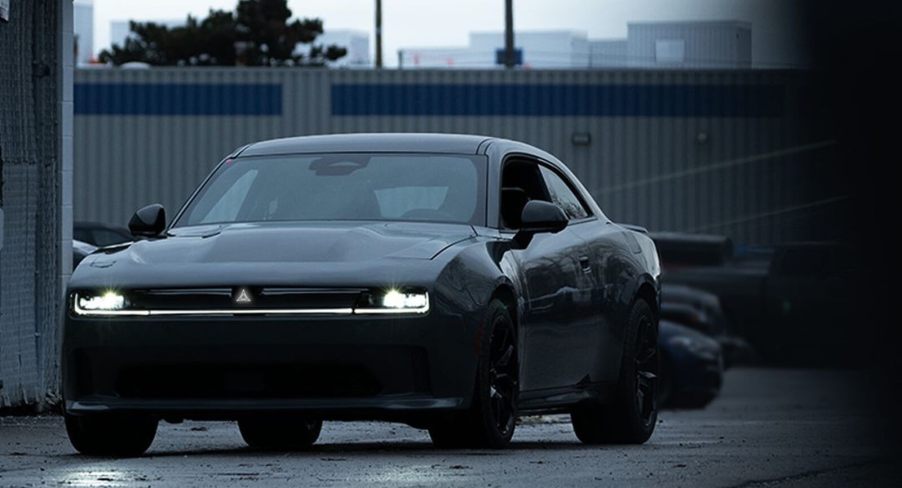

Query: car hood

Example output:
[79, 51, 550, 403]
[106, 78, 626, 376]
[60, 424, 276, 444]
[72, 221, 477, 289]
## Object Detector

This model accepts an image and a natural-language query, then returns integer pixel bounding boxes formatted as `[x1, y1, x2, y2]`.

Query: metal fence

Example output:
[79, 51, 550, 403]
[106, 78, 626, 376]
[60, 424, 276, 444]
[74, 68, 839, 246]
[0, 0, 71, 408]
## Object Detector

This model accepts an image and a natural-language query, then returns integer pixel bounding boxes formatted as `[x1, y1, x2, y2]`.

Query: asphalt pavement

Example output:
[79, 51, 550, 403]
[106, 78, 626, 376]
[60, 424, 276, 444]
[1, 368, 898, 487]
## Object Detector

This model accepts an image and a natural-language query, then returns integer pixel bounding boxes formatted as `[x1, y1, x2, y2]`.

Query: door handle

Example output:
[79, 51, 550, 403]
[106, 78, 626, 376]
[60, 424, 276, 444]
[579, 256, 592, 272]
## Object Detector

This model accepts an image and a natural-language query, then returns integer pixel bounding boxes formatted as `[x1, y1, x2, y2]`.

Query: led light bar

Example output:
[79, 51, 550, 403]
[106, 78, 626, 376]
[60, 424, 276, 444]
[72, 290, 430, 316]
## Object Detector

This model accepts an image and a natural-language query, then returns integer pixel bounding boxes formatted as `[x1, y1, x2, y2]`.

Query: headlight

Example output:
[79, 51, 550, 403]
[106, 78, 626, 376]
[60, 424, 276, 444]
[382, 290, 428, 309]
[72, 291, 147, 316]
[78, 292, 125, 311]
[355, 289, 430, 314]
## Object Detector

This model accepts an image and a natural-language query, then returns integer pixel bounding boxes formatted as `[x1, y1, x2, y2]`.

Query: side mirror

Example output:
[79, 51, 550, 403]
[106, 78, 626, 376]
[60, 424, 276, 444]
[513, 200, 568, 248]
[128, 204, 166, 238]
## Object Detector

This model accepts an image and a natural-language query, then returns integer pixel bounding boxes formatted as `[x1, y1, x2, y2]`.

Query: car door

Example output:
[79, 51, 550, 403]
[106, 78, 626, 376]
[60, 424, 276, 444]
[502, 157, 595, 392]
[568, 218, 639, 383]
[533, 165, 603, 386]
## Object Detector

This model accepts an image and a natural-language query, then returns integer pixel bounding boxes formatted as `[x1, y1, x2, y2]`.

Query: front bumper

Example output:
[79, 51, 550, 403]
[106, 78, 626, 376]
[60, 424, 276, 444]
[62, 313, 478, 420]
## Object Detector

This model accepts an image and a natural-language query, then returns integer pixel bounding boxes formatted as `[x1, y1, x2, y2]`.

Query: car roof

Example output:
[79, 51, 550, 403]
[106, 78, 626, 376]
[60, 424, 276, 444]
[239, 133, 494, 157]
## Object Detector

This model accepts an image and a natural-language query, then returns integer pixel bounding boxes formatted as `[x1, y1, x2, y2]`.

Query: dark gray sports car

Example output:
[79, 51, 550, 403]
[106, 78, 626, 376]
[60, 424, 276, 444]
[63, 133, 661, 455]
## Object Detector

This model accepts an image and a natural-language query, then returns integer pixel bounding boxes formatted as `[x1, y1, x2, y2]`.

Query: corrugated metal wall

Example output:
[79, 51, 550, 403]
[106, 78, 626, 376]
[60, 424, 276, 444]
[74, 68, 839, 246]
[627, 22, 752, 68]
[0, 0, 71, 409]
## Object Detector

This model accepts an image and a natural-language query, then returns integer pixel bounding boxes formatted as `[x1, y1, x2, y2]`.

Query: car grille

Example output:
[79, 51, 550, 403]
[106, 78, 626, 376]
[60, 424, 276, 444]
[125, 287, 367, 312]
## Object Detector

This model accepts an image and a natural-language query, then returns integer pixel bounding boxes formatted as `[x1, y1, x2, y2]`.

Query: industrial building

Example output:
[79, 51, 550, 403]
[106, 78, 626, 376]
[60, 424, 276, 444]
[401, 30, 591, 68]
[73, 67, 839, 249]
[402, 21, 752, 69]
[624, 21, 752, 69]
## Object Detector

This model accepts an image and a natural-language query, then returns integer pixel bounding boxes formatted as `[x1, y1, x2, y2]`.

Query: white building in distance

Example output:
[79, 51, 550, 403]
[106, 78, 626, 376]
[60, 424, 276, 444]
[401, 30, 590, 69]
[622, 21, 751, 69]
[73, 0, 94, 64]
[401, 21, 753, 69]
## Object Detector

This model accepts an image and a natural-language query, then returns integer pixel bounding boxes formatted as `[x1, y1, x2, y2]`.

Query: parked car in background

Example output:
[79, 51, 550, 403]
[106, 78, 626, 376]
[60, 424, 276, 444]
[72, 240, 97, 270]
[650, 232, 733, 268]
[661, 283, 754, 367]
[654, 233, 856, 365]
[74, 221, 132, 247]
[657, 320, 723, 408]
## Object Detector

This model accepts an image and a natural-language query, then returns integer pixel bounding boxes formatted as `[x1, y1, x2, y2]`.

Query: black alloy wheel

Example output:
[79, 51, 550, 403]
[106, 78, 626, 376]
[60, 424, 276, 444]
[571, 299, 659, 444]
[487, 312, 517, 438]
[429, 299, 518, 448]
[634, 313, 658, 426]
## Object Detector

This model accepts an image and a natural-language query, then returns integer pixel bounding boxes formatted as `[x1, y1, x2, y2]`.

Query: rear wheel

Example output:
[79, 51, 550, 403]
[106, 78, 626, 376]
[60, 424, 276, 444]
[238, 416, 322, 450]
[571, 299, 658, 444]
[65, 413, 157, 457]
[429, 300, 518, 449]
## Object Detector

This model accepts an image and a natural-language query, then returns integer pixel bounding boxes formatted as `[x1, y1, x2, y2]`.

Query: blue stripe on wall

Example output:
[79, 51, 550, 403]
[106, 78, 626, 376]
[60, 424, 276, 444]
[75, 83, 282, 115]
[331, 84, 784, 117]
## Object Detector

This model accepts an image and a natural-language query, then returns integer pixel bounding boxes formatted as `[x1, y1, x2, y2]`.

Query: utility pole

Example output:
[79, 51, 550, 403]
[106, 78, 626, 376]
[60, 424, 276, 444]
[503, 0, 515, 68]
[375, 0, 383, 69]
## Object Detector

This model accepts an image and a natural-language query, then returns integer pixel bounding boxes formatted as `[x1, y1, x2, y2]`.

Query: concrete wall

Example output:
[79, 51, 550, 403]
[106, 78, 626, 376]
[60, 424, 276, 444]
[74, 68, 840, 246]
[0, 0, 72, 409]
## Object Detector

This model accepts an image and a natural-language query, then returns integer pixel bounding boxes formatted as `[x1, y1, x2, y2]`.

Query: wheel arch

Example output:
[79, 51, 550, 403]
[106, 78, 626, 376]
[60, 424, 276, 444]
[635, 279, 660, 319]
[490, 283, 519, 327]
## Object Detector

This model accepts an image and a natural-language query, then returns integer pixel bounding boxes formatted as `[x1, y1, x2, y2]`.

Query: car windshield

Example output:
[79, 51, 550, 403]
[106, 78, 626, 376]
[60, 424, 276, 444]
[174, 153, 487, 227]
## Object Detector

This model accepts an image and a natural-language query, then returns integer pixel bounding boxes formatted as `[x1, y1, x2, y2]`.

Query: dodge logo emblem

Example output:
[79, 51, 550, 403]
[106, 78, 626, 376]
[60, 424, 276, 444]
[233, 287, 253, 305]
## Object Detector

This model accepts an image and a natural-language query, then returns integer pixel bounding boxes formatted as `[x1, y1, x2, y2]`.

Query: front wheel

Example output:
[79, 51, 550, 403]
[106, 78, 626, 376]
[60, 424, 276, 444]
[238, 416, 322, 450]
[65, 413, 158, 456]
[429, 299, 518, 449]
[571, 299, 658, 444]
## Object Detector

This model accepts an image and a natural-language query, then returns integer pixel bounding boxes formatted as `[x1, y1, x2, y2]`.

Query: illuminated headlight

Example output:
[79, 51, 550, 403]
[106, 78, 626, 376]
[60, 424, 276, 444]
[355, 289, 430, 314]
[382, 290, 428, 309]
[72, 292, 146, 316]
[78, 292, 125, 311]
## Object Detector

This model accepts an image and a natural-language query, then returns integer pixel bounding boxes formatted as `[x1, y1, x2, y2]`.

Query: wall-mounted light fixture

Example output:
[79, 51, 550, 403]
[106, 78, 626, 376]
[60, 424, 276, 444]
[572, 132, 591, 146]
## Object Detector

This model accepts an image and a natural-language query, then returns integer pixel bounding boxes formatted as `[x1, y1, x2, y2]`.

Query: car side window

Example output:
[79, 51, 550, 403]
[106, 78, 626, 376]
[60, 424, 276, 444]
[500, 159, 551, 229]
[539, 166, 590, 220]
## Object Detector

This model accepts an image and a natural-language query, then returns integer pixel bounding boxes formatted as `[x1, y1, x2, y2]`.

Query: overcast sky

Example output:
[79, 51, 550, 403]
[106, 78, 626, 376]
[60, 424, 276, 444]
[89, 0, 807, 67]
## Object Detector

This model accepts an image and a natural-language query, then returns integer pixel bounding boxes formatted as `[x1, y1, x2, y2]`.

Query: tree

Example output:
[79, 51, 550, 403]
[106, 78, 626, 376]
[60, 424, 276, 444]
[99, 0, 346, 67]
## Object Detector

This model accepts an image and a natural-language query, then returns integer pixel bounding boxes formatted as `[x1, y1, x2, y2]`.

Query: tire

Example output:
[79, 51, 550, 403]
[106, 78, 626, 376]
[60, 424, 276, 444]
[64, 413, 157, 457]
[429, 299, 518, 449]
[238, 416, 322, 450]
[571, 299, 658, 444]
